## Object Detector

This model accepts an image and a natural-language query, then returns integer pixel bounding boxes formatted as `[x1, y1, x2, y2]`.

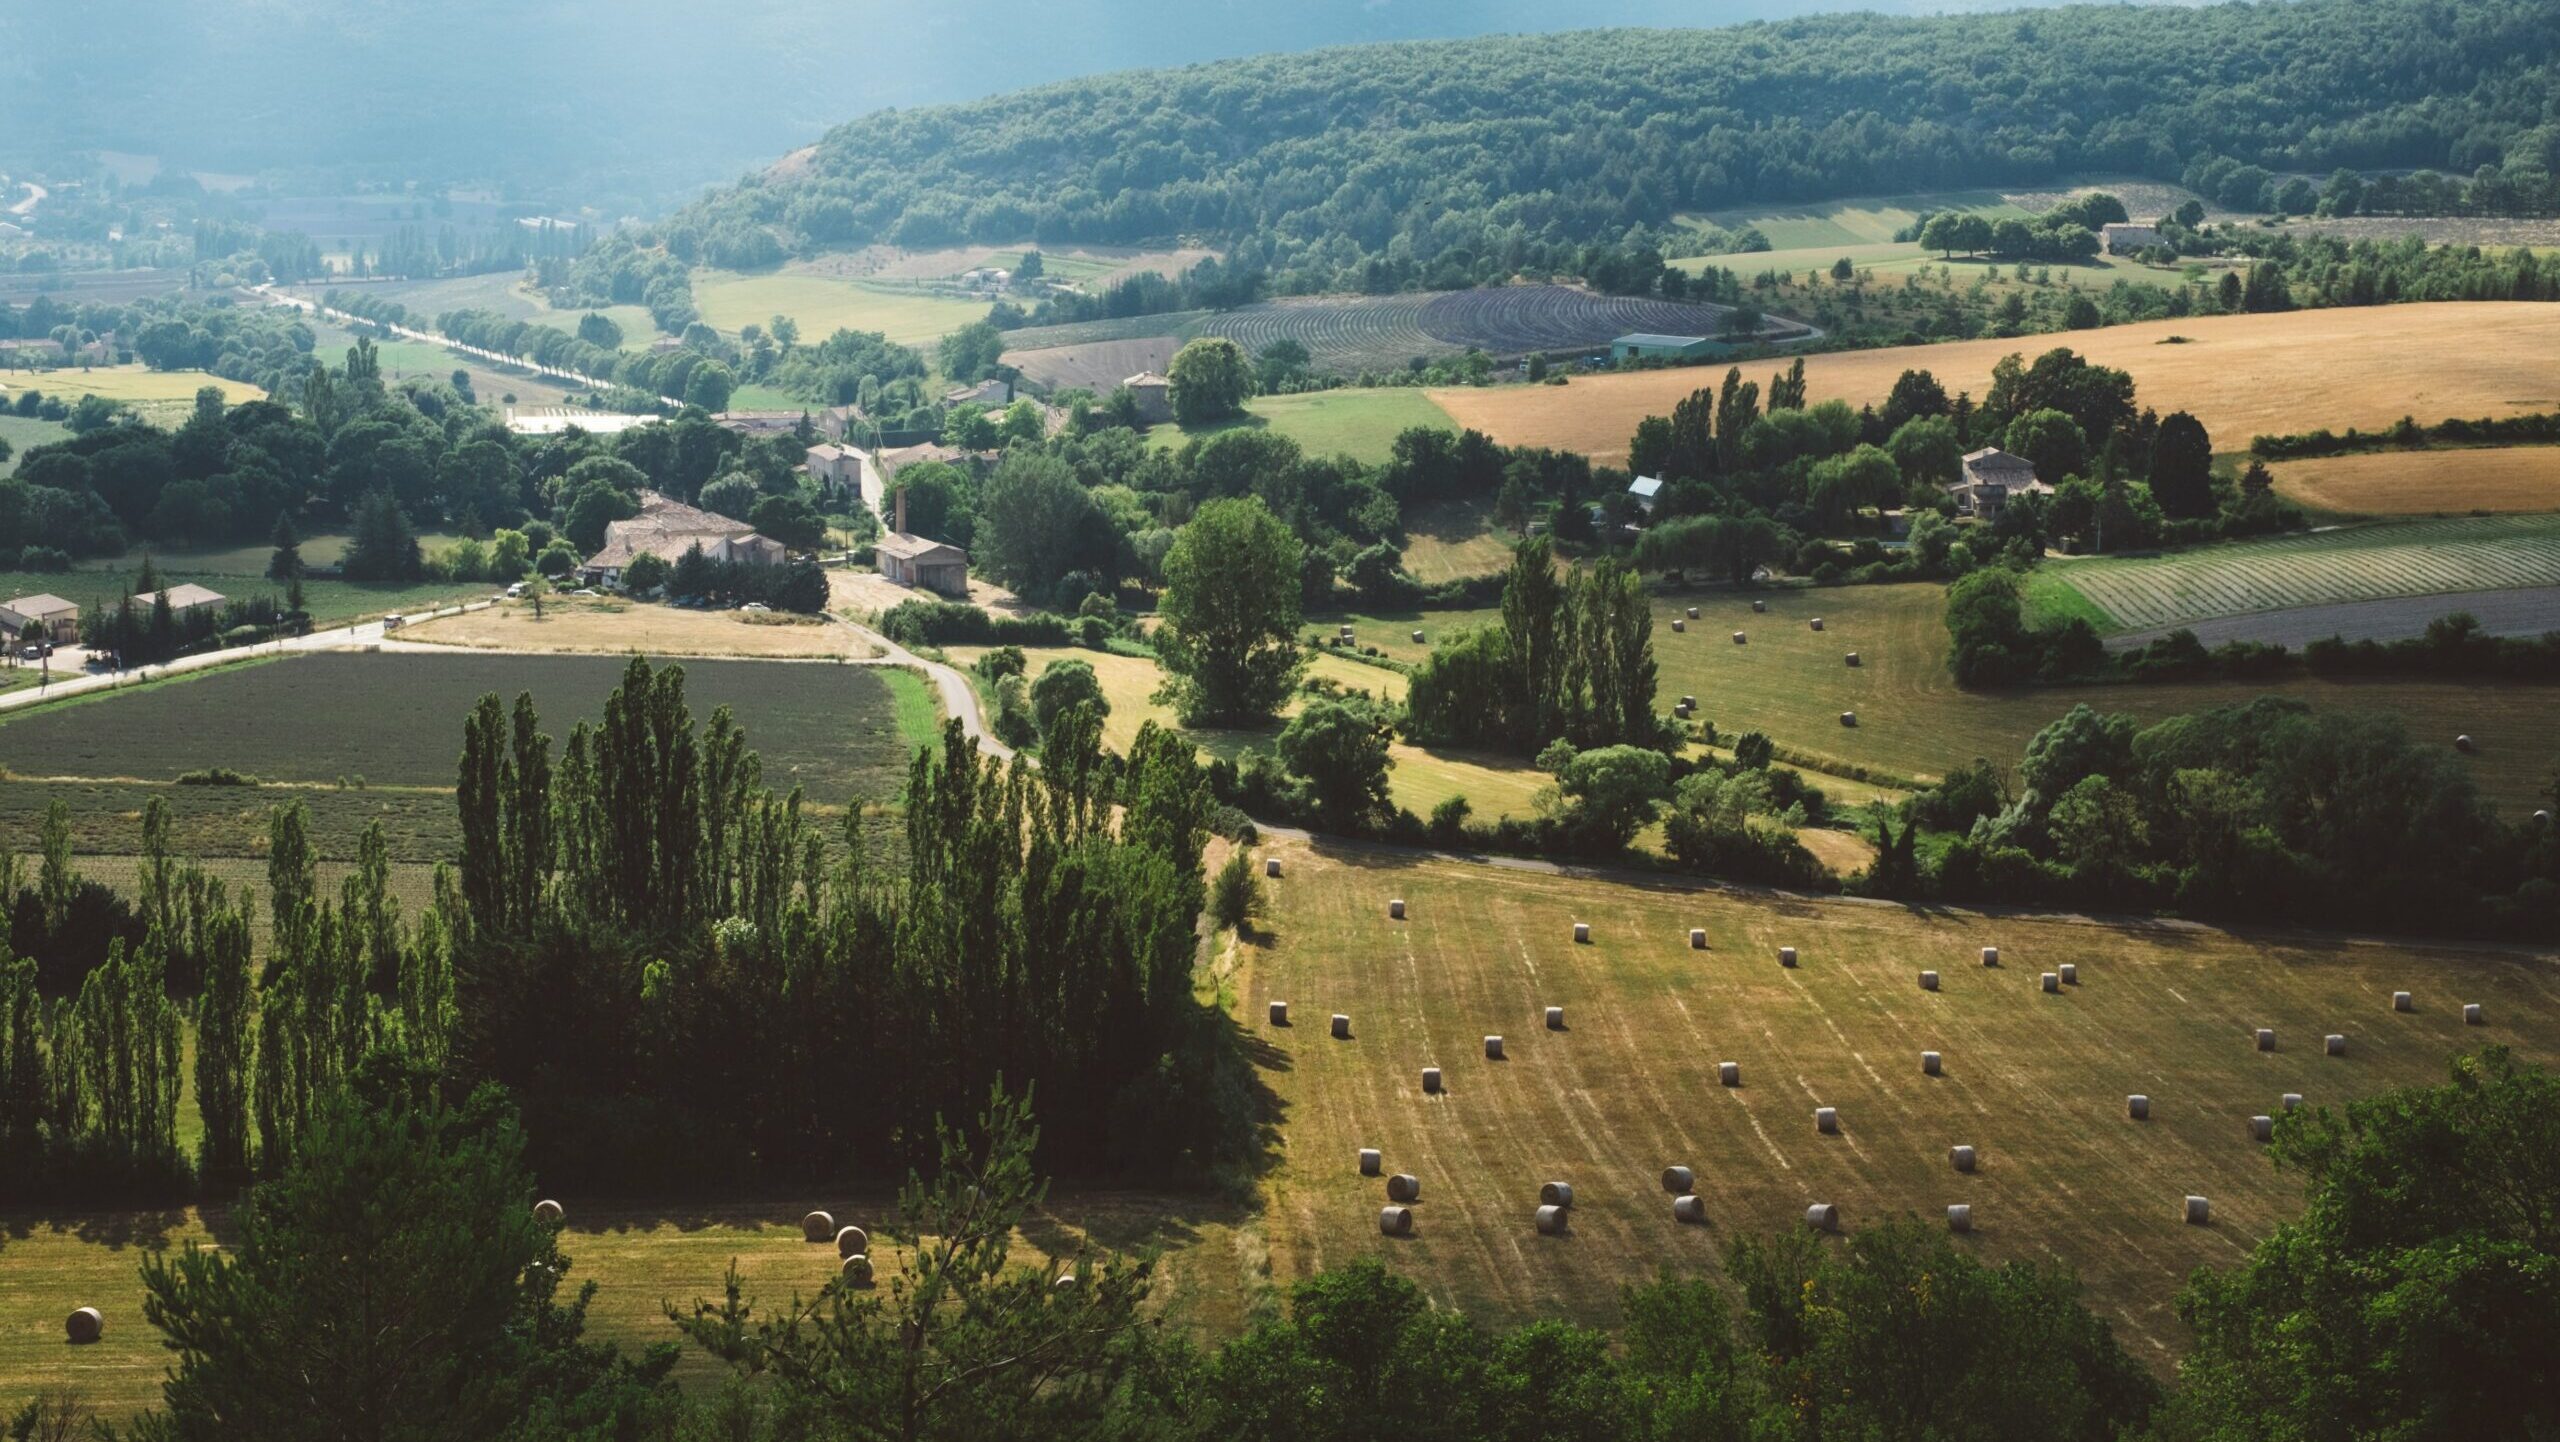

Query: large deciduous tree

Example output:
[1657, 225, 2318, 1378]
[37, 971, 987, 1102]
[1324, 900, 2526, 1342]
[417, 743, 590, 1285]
[1166, 337, 1254, 426]
[1155, 496, 1302, 724]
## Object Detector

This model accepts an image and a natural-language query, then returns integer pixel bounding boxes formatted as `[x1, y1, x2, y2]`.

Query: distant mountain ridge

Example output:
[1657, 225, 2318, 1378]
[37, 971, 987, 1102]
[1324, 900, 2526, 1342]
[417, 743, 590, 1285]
[666, 0, 2560, 293]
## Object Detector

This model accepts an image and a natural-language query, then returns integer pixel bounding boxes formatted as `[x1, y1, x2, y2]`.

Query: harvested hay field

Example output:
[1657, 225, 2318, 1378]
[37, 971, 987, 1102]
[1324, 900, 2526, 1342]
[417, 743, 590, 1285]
[2104, 585, 2560, 653]
[399, 596, 876, 659]
[0, 1191, 1257, 1418]
[2042, 515, 2560, 633]
[1433, 303, 2560, 464]
[1006, 336, 1180, 393]
[1239, 837, 2560, 1360]
[2273, 446, 2560, 516]
[1399, 500, 1517, 584]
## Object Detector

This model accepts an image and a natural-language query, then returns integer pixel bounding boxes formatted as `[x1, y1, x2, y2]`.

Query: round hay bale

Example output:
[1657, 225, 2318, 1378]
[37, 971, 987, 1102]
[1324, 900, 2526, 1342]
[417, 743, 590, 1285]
[1840, 711, 1858, 727]
[533, 1199, 564, 1224]
[1922, 1050, 1942, 1076]
[1680, 695, 1697, 709]
[1388, 898, 1406, 920]
[1815, 1106, 1840, 1135]
[1809, 618, 1825, 632]
[1950, 1144, 1977, 1173]
[1806, 1203, 1840, 1232]
[1412, 629, 1426, 644]
[2255, 1028, 2277, 1052]
[2393, 990, 2413, 1012]
[1269, 1000, 1289, 1026]
[842, 1253, 874, 1287]
[2535, 809, 2553, 825]
[2041, 971, 2060, 994]
[2325, 1033, 2346, 1056]
[1535, 1204, 1569, 1235]
[1673, 702, 1692, 719]
[1379, 1205, 1414, 1236]
[1387, 1173, 1421, 1203]
[1845, 652, 1861, 667]
[1672, 1194, 1707, 1224]
[1689, 927, 1708, 949]
[1539, 1181, 1575, 1207]
[1732, 631, 1748, 645]
[1572, 922, 1590, 944]
[1265, 856, 1281, 878]
[1421, 1066, 1443, 1094]
[2465, 1003, 2486, 1025]
[2185, 1195, 2211, 1225]
[66, 1307, 103, 1344]
[1331, 1013, 1351, 1040]
[1054, 1273, 1079, 1291]
[1920, 970, 1940, 992]
[2128, 1094, 2150, 1120]
[2455, 734, 2477, 754]
[2060, 963, 2079, 985]
[1748, 600, 1764, 614]
[2250, 1115, 2274, 1143]
[1545, 1006, 1566, 1030]
[2281, 1093, 2303, 1112]
[836, 1225, 870, 1259]
[1947, 1204, 1973, 1234]
[1779, 946, 1798, 967]
[1692, 606, 1705, 619]
[1338, 624, 1355, 639]
[1661, 1165, 1695, 1193]
[1719, 1061, 1741, 1087]
[1981, 946, 2000, 968]
[1483, 1036, 1505, 1060]
[801, 1210, 836, 1244]
[1671, 618, 1687, 633]
[1359, 1147, 1382, 1176]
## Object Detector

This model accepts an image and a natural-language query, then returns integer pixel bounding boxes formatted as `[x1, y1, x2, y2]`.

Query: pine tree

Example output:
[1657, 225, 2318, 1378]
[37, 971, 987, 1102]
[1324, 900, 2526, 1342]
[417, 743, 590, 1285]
[265, 512, 303, 581]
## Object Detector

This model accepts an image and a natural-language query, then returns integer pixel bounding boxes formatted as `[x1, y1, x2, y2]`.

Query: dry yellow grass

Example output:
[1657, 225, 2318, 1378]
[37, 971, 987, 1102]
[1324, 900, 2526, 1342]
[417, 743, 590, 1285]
[401, 598, 875, 659]
[2274, 446, 2560, 516]
[1433, 303, 2560, 463]
[1238, 837, 2560, 1365]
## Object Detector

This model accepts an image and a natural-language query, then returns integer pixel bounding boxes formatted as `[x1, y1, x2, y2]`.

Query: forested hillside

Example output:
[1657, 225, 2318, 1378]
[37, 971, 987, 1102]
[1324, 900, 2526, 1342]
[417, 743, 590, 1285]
[677, 0, 2560, 292]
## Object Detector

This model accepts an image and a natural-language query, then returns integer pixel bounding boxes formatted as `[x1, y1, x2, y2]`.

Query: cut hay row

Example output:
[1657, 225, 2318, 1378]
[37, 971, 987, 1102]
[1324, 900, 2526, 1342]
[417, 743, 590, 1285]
[1247, 841, 2560, 1356]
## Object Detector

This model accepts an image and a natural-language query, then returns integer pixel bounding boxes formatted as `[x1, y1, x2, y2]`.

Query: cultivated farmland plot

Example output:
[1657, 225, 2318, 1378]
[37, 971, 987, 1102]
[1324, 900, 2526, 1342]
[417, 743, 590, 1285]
[1189, 285, 1796, 374]
[2047, 515, 2560, 633]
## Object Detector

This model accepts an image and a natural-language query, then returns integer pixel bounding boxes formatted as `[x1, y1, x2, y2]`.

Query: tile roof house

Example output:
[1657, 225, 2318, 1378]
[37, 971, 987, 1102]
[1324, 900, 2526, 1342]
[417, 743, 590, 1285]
[2100, 222, 2166, 255]
[132, 584, 228, 616]
[1121, 371, 1174, 425]
[804, 443, 864, 500]
[874, 489, 969, 597]
[581, 492, 786, 587]
[1950, 448, 2053, 520]
[0, 593, 79, 644]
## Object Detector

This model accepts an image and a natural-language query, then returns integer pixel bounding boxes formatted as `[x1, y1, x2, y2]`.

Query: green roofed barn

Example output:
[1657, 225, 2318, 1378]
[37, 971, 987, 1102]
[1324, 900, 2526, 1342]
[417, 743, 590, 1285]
[1611, 333, 1715, 361]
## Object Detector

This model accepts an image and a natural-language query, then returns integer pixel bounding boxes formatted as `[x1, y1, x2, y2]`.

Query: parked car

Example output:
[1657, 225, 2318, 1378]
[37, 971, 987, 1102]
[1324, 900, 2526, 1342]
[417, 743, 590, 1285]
[504, 582, 527, 599]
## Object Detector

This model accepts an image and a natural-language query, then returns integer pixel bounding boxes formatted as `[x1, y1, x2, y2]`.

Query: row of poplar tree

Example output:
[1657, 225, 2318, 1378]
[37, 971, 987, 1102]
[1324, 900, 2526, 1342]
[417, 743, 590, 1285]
[3, 657, 1239, 1204]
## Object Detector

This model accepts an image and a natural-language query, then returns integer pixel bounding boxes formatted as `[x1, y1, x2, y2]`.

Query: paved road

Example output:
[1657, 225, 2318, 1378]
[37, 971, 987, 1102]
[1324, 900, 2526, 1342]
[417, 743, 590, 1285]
[5, 181, 42, 218]
[252, 285, 680, 407]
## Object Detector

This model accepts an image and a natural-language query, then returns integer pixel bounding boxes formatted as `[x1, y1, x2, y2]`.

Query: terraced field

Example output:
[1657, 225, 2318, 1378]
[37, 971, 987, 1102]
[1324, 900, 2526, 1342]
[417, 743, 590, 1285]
[1241, 838, 2560, 1362]
[2044, 516, 2560, 633]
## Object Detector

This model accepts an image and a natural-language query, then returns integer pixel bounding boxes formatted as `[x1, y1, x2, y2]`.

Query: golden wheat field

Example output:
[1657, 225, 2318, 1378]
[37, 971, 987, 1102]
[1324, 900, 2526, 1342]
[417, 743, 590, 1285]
[1432, 303, 2560, 463]
[2273, 446, 2560, 516]
[1235, 837, 2560, 1367]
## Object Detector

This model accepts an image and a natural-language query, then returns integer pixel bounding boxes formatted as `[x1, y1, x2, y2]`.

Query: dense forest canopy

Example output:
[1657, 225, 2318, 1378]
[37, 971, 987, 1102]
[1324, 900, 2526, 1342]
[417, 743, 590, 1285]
[674, 0, 2560, 289]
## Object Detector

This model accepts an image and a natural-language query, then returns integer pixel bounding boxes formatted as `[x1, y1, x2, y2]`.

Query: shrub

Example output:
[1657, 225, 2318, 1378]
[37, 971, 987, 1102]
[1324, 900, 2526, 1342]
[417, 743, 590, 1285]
[175, 767, 260, 787]
[878, 599, 1071, 647]
[1207, 850, 1263, 931]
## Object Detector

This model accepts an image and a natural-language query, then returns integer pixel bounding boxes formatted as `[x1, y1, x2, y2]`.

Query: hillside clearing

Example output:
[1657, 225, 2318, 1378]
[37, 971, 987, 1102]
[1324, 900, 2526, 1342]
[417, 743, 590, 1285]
[692, 267, 991, 347]
[1431, 304, 2560, 464]
[2273, 446, 2560, 517]
[1239, 838, 2560, 1360]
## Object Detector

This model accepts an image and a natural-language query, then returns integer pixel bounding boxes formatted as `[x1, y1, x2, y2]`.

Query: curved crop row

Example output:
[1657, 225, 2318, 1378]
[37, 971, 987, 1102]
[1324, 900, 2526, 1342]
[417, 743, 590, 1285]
[1194, 294, 1448, 373]
[1420, 285, 1740, 354]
